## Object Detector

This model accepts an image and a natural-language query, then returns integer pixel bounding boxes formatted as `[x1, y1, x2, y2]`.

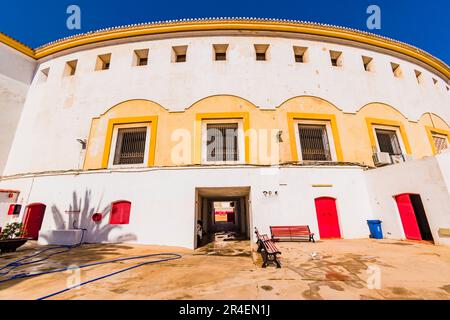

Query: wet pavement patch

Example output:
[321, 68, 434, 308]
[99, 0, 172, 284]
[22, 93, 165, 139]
[261, 285, 273, 291]
[440, 285, 450, 294]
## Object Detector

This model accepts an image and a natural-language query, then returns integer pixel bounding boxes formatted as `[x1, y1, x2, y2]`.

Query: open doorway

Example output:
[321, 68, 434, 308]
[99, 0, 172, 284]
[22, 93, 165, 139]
[395, 194, 434, 242]
[195, 187, 251, 249]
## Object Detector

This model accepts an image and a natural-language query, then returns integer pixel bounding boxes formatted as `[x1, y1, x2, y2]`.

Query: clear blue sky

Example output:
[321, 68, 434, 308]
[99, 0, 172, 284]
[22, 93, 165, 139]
[1, 0, 449, 64]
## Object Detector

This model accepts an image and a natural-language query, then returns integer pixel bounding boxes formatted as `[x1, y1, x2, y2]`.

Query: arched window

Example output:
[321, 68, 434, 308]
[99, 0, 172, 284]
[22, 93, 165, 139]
[109, 201, 131, 225]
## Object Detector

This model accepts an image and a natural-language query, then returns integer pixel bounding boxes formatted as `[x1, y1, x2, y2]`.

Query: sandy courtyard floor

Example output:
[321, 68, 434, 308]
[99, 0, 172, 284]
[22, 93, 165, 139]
[0, 238, 450, 300]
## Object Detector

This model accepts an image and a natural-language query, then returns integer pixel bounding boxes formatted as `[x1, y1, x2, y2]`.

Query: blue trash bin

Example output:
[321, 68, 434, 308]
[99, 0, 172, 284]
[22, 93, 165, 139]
[367, 220, 383, 239]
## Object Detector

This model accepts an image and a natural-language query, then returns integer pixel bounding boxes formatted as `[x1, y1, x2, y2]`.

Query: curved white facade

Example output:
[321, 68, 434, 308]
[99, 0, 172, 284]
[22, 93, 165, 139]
[0, 20, 449, 249]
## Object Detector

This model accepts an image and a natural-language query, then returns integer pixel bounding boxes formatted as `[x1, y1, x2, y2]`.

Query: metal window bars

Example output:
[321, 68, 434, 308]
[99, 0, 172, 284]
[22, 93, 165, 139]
[113, 127, 147, 165]
[206, 123, 239, 162]
[298, 124, 332, 161]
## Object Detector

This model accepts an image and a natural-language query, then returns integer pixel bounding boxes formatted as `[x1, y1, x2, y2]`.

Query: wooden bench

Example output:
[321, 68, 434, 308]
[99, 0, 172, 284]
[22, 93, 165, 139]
[270, 226, 315, 243]
[254, 228, 281, 268]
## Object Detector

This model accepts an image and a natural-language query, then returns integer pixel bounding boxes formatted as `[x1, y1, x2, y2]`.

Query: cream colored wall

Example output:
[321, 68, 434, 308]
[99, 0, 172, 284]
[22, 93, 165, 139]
[3, 34, 450, 175]
[0, 43, 36, 175]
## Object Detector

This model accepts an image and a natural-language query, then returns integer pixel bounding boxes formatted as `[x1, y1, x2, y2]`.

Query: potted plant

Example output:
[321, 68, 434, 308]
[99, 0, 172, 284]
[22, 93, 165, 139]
[0, 222, 29, 253]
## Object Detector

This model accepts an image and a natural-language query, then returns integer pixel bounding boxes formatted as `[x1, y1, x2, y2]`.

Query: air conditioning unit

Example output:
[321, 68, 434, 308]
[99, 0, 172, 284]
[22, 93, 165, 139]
[373, 152, 392, 166]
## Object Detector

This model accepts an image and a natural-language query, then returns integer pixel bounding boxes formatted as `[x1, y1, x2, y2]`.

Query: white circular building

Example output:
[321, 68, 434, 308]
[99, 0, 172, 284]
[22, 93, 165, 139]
[0, 18, 449, 249]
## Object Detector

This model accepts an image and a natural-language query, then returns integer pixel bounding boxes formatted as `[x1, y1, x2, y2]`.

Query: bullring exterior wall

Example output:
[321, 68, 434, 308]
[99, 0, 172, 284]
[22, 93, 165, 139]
[2, 33, 449, 175]
[0, 20, 449, 248]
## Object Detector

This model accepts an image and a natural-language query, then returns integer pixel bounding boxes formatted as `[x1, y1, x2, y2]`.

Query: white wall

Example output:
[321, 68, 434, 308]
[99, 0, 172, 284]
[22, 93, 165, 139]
[3, 33, 450, 175]
[0, 166, 373, 248]
[365, 154, 450, 245]
[0, 43, 36, 174]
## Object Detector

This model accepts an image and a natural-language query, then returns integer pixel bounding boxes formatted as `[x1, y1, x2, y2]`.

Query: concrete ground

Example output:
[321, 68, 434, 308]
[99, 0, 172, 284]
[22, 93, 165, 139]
[1, 238, 450, 300]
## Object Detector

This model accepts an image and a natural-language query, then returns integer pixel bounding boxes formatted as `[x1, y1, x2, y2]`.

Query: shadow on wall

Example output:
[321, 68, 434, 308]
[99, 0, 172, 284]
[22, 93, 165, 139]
[41, 190, 137, 244]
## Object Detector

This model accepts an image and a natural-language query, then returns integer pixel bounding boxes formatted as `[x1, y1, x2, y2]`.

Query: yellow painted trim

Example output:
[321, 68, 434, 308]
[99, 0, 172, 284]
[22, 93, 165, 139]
[425, 126, 450, 155]
[0, 33, 35, 57]
[287, 113, 344, 162]
[2, 20, 447, 79]
[101, 116, 158, 168]
[312, 184, 334, 188]
[365, 118, 412, 155]
[195, 112, 250, 164]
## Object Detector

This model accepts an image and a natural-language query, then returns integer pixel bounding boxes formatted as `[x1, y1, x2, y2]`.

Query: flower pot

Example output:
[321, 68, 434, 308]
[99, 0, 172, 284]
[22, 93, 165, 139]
[0, 238, 29, 253]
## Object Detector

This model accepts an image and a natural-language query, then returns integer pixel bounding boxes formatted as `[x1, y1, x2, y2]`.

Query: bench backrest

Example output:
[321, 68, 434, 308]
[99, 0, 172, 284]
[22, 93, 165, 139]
[271, 225, 311, 236]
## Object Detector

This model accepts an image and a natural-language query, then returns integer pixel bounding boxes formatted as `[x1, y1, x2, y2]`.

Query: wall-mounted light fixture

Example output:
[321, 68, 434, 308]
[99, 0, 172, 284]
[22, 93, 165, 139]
[263, 190, 279, 197]
[277, 130, 283, 143]
[77, 138, 87, 149]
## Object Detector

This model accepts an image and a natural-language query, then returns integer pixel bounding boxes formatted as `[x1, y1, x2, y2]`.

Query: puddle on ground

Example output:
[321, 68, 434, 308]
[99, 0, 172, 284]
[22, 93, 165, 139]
[285, 252, 385, 300]
[440, 285, 450, 294]
[195, 232, 252, 257]
[260, 285, 273, 291]
[381, 242, 413, 246]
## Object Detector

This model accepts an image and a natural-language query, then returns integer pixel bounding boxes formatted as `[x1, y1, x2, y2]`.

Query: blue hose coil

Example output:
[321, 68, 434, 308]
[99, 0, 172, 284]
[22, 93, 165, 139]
[0, 229, 182, 300]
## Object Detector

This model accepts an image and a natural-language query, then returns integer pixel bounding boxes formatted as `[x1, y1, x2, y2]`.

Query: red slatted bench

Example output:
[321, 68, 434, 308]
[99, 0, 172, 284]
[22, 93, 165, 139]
[254, 227, 281, 268]
[270, 226, 315, 243]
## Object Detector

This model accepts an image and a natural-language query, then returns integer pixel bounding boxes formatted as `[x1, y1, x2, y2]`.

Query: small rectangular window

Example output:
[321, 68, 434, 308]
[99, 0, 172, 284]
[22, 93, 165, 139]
[206, 123, 239, 162]
[432, 134, 448, 154]
[254, 44, 269, 61]
[213, 44, 228, 61]
[329, 50, 343, 67]
[113, 127, 147, 165]
[362, 56, 373, 72]
[293, 46, 308, 63]
[64, 60, 78, 76]
[38, 67, 50, 83]
[96, 53, 111, 71]
[391, 62, 402, 78]
[298, 124, 332, 161]
[375, 129, 402, 155]
[172, 45, 188, 63]
[134, 49, 149, 66]
[414, 70, 423, 84]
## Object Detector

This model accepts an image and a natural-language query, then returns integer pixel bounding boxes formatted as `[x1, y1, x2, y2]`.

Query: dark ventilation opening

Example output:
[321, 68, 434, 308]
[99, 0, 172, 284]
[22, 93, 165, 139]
[410, 194, 434, 242]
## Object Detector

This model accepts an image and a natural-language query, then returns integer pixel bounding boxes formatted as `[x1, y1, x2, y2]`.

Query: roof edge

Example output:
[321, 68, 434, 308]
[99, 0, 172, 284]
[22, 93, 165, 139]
[0, 32, 34, 57]
[1, 18, 449, 80]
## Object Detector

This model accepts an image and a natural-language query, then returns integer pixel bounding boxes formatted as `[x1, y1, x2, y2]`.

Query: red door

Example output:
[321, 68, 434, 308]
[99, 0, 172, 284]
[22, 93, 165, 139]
[315, 197, 341, 239]
[395, 194, 422, 240]
[23, 203, 46, 240]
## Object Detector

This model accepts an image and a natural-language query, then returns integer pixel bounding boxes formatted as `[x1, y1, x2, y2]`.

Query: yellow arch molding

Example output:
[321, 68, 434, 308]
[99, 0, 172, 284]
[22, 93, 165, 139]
[365, 118, 412, 155]
[1, 19, 449, 79]
[425, 126, 450, 155]
[101, 116, 158, 168]
[287, 112, 344, 162]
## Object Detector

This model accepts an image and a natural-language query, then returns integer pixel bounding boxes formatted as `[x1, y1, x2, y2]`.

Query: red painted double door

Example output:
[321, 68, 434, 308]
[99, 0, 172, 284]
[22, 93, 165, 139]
[395, 194, 422, 240]
[315, 197, 341, 239]
[23, 203, 46, 240]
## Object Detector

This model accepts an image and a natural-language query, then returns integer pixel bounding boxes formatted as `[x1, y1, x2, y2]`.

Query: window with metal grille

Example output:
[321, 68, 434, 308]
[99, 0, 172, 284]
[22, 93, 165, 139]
[113, 127, 147, 165]
[298, 124, 332, 161]
[206, 123, 239, 162]
[432, 134, 448, 154]
[375, 129, 402, 155]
